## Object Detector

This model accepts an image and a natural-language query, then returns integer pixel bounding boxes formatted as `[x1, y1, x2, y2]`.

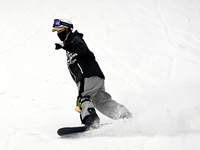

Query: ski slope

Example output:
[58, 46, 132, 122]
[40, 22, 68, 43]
[1, 0, 200, 149]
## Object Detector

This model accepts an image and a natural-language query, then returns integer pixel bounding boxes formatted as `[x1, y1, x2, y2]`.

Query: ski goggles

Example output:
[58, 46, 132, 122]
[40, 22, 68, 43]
[53, 19, 73, 28]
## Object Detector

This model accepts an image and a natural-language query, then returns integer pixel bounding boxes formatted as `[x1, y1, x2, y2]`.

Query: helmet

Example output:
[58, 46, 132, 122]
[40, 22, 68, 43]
[52, 19, 73, 32]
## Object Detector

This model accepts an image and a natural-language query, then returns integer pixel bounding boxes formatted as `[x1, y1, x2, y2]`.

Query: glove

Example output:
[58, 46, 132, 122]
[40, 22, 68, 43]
[55, 43, 63, 50]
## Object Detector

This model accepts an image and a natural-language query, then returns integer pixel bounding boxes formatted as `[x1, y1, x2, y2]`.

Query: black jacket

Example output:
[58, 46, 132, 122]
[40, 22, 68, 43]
[63, 30, 105, 83]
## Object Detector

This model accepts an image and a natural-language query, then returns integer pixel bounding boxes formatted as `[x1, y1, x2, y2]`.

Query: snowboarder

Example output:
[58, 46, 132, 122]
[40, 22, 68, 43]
[52, 18, 132, 128]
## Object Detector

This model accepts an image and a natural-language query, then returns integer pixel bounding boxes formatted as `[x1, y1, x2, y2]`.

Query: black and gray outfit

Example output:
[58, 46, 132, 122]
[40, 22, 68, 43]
[53, 20, 132, 127]
[64, 31, 131, 126]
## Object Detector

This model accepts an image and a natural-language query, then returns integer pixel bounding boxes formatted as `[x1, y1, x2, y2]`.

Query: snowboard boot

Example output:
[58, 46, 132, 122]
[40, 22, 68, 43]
[82, 108, 100, 128]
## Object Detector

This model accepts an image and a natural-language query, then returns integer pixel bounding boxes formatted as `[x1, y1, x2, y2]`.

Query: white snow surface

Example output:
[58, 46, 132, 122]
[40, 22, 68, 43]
[1, 0, 200, 149]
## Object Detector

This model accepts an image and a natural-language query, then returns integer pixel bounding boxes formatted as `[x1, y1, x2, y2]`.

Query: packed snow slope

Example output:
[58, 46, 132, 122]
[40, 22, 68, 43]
[1, 0, 200, 149]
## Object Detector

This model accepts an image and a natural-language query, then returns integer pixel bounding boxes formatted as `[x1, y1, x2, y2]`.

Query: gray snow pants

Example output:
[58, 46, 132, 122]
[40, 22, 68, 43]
[77, 76, 130, 121]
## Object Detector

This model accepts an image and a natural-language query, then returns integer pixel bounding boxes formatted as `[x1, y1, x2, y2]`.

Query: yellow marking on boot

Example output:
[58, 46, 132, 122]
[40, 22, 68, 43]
[75, 106, 81, 113]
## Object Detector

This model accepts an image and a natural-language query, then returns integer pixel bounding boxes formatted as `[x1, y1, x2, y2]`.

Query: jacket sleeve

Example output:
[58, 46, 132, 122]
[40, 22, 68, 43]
[63, 36, 88, 55]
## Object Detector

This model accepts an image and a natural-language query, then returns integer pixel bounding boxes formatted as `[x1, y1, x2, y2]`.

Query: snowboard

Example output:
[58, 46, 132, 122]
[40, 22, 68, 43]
[57, 126, 89, 136]
[57, 123, 111, 136]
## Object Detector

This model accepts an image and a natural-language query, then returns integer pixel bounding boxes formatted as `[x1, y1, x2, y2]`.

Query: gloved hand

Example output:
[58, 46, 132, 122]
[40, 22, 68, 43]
[55, 43, 63, 50]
